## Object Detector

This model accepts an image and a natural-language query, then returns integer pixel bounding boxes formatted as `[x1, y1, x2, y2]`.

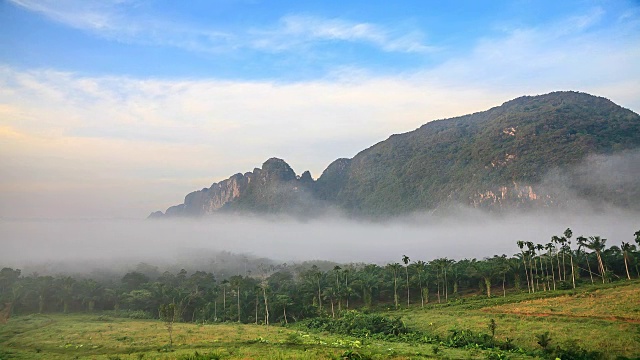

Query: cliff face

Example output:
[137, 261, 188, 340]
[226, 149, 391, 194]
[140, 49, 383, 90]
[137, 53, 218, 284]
[150, 91, 640, 218]
[152, 158, 317, 217]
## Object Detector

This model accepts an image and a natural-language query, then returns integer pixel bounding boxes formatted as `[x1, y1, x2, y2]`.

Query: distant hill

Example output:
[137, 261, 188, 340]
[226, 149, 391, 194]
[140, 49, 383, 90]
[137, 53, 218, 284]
[149, 91, 640, 218]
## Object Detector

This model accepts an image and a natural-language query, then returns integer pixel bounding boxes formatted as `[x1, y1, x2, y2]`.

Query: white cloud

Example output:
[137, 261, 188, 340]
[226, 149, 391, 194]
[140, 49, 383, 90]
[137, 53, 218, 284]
[1, 7, 639, 219]
[251, 15, 435, 54]
[8, 0, 432, 54]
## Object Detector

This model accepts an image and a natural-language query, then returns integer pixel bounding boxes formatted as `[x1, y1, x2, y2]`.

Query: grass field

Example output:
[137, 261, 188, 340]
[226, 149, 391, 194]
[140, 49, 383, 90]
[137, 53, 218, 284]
[400, 281, 640, 358]
[1, 281, 639, 359]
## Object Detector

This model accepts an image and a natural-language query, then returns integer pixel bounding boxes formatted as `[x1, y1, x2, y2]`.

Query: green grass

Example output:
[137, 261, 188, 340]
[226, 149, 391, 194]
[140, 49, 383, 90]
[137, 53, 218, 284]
[396, 280, 640, 358]
[2, 282, 639, 359]
[0, 313, 524, 359]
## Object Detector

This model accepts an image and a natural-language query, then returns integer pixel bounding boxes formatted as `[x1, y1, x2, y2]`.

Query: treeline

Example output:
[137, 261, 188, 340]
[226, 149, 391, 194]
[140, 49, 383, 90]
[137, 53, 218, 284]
[1, 229, 639, 325]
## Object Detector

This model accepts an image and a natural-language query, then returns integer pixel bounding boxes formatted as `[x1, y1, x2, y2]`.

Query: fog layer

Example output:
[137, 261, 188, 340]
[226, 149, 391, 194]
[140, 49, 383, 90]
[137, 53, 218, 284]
[2, 207, 638, 275]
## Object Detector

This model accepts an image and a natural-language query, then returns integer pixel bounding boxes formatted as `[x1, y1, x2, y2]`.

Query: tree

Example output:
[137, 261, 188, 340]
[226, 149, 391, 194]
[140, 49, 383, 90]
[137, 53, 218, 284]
[577, 236, 595, 284]
[544, 242, 557, 290]
[413, 260, 429, 307]
[221, 279, 229, 321]
[56, 276, 75, 314]
[516, 240, 531, 293]
[586, 236, 607, 283]
[564, 228, 576, 289]
[386, 263, 402, 309]
[620, 242, 635, 280]
[402, 255, 410, 307]
[468, 259, 498, 297]
[159, 303, 176, 347]
[229, 275, 243, 322]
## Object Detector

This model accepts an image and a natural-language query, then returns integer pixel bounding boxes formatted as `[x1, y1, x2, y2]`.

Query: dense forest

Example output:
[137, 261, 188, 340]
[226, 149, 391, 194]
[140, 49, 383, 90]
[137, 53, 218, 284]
[1, 229, 639, 326]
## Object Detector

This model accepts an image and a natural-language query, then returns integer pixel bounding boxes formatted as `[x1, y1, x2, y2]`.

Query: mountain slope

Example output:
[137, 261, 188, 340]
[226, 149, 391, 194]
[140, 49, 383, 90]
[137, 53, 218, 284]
[150, 91, 640, 218]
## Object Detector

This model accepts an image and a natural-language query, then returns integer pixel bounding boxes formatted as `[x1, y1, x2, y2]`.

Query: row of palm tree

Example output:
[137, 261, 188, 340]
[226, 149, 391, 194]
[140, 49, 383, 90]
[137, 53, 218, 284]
[1, 230, 639, 324]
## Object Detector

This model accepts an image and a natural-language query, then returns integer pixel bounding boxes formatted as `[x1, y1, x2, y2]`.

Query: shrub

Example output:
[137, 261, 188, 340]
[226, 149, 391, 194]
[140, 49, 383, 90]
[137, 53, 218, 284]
[306, 311, 408, 337]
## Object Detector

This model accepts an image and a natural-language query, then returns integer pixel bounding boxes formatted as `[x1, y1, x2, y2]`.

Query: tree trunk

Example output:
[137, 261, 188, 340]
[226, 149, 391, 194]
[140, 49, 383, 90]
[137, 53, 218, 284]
[283, 304, 288, 325]
[345, 272, 349, 309]
[522, 253, 531, 293]
[484, 277, 491, 298]
[623, 254, 631, 280]
[528, 258, 535, 293]
[556, 250, 562, 281]
[406, 267, 410, 307]
[317, 280, 322, 311]
[562, 251, 567, 282]
[584, 252, 594, 284]
[570, 255, 576, 289]
[549, 252, 556, 290]
[444, 269, 448, 301]
[393, 272, 398, 309]
[330, 299, 335, 318]
[418, 273, 424, 308]
[595, 251, 606, 283]
[262, 286, 269, 327]
[237, 286, 241, 322]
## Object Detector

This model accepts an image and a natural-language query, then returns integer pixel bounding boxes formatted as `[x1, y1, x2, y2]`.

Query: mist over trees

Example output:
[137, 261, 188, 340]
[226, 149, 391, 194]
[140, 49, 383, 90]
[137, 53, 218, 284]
[2, 228, 638, 325]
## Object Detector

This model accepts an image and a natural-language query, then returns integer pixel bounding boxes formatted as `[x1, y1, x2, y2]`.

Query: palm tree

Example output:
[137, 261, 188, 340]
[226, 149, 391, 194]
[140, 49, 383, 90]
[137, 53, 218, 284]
[516, 240, 531, 293]
[356, 265, 380, 307]
[586, 236, 607, 283]
[431, 258, 454, 301]
[564, 228, 576, 289]
[413, 260, 429, 307]
[332, 266, 342, 312]
[221, 279, 229, 321]
[402, 255, 410, 307]
[535, 244, 549, 291]
[229, 275, 243, 322]
[386, 263, 402, 309]
[620, 242, 635, 280]
[561, 228, 573, 281]
[545, 243, 557, 290]
[525, 242, 538, 292]
[576, 236, 594, 284]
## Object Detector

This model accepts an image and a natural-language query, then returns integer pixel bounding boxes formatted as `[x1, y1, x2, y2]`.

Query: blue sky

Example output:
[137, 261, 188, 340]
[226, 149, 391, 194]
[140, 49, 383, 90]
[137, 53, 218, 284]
[1, 0, 639, 218]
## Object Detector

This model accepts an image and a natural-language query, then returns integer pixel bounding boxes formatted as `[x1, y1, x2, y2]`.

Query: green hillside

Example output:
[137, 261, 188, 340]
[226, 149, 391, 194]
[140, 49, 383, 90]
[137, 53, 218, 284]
[317, 91, 640, 215]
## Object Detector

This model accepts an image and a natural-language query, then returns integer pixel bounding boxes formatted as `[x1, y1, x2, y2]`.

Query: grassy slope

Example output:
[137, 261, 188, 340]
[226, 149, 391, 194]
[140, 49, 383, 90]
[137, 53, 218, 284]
[0, 314, 522, 360]
[1, 282, 638, 359]
[398, 280, 640, 358]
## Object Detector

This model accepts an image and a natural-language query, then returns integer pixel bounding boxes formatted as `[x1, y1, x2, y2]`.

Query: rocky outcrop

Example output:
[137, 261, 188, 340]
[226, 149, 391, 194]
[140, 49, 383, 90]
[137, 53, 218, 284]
[150, 158, 317, 217]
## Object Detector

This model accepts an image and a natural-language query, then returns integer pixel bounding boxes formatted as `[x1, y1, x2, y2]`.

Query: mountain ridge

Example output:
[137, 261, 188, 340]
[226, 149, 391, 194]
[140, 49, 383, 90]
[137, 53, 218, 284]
[149, 91, 640, 218]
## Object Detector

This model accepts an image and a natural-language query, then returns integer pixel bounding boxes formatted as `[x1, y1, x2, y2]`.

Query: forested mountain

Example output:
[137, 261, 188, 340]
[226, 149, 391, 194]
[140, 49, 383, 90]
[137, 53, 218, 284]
[150, 91, 640, 218]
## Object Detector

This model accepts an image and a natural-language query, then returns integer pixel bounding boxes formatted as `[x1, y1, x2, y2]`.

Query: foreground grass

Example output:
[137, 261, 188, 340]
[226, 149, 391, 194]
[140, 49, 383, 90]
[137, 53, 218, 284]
[2, 281, 639, 359]
[398, 280, 640, 358]
[0, 313, 528, 359]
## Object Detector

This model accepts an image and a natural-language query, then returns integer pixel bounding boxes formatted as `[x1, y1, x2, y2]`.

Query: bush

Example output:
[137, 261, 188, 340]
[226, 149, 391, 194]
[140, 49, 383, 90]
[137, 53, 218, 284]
[306, 311, 408, 337]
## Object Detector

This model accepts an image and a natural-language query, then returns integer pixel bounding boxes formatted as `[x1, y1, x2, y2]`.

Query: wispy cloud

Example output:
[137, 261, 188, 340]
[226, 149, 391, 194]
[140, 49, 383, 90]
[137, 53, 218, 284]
[8, 0, 432, 54]
[251, 15, 435, 53]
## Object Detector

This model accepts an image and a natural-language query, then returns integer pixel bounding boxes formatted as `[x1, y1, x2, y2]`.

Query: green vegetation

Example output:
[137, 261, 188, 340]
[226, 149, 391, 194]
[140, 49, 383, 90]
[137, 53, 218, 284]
[1, 227, 640, 358]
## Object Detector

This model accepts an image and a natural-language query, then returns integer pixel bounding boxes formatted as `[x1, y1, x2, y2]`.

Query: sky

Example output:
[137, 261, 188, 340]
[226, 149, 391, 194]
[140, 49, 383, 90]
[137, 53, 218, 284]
[1, 0, 639, 219]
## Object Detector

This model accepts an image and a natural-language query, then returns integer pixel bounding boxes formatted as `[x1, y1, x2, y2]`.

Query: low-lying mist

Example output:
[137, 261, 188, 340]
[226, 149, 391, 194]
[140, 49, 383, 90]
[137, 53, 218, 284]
[2, 206, 638, 277]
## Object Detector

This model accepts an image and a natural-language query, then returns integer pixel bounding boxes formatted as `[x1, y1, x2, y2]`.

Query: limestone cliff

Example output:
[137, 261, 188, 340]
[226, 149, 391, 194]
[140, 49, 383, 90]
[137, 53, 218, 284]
[151, 158, 317, 217]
